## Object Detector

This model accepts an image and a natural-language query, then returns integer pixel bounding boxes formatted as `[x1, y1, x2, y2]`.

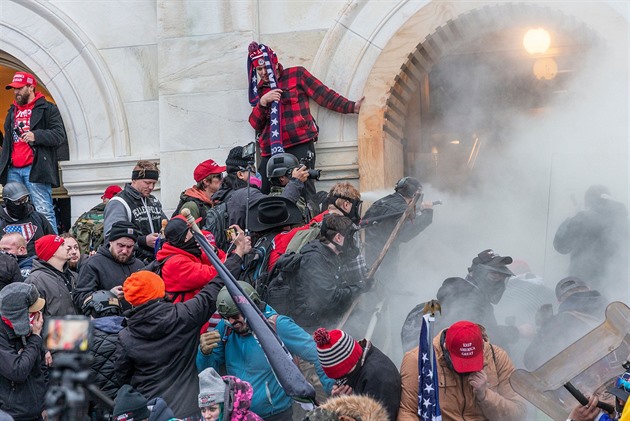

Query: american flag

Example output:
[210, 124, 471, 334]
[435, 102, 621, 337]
[260, 45, 284, 155]
[4, 223, 37, 242]
[418, 314, 441, 421]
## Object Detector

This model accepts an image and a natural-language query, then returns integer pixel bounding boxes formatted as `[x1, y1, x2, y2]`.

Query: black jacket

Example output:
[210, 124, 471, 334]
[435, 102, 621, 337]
[363, 192, 433, 268]
[89, 316, 124, 400]
[0, 251, 23, 290]
[26, 260, 78, 318]
[1, 96, 68, 187]
[114, 280, 223, 418]
[0, 204, 55, 257]
[0, 322, 48, 420]
[74, 244, 145, 311]
[292, 240, 362, 331]
[436, 277, 519, 351]
[345, 341, 401, 421]
[103, 184, 167, 262]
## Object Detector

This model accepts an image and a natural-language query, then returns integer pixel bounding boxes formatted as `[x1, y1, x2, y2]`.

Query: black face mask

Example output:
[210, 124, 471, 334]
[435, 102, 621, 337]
[5, 199, 29, 220]
[469, 264, 509, 304]
[180, 236, 202, 257]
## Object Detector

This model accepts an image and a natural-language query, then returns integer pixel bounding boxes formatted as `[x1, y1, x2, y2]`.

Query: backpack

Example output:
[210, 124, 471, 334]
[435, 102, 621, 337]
[143, 255, 173, 277]
[285, 221, 321, 254]
[204, 202, 229, 252]
[71, 207, 106, 254]
[259, 252, 302, 316]
[240, 234, 276, 287]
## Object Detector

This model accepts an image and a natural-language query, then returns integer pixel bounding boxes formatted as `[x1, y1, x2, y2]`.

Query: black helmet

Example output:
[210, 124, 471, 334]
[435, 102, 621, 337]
[394, 177, 422, 198]
[2, 182, 29, 202]
[266, 153, 299, 179]
[82, 290, 122, 318]
[216, 281, 260, 318]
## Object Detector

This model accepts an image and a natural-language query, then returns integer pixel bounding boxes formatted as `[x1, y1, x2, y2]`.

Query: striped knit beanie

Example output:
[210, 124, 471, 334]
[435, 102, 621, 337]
[313, 328, 363, 379]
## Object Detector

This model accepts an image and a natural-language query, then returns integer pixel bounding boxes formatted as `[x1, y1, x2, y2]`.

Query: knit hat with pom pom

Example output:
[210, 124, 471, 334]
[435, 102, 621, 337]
[313, 327, 363, 379]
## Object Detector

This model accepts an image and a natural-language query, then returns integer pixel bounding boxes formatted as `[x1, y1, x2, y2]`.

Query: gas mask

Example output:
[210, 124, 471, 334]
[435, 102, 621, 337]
[5, 198, 30, 220]
[331, 195, 362, 225]
[469, 264, 511, 304]
[332, 227, 360, 255]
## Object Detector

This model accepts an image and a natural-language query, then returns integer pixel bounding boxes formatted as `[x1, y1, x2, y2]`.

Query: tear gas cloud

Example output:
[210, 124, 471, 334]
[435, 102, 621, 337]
[350, 12, 628, 368]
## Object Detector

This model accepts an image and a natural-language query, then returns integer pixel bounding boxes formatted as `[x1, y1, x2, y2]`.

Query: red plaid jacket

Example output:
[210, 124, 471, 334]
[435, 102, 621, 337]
[249, 65, 356, 156]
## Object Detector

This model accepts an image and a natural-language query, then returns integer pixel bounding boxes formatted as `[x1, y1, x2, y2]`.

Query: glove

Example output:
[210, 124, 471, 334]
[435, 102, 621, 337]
[200, 330, 221, 355]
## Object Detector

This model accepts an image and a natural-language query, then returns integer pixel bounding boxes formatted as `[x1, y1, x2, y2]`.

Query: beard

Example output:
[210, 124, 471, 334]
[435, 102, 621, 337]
[68, 259, 78, 270]
[112, 252, 131, 264]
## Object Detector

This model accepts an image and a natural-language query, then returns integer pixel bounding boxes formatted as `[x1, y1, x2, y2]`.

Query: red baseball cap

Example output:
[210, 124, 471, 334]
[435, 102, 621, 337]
[6, 72, 37, 90]
[101, 185, 122, 200]
[193, 159, 226, 183]
[445, 321, 484, 373]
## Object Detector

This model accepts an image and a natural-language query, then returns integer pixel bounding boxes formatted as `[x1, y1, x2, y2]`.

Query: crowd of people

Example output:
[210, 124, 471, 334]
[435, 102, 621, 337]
[0, 42, 628, 421]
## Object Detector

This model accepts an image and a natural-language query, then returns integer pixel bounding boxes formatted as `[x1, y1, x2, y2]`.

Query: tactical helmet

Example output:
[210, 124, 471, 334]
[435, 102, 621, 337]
[394, 176, 422, 198]
[266, 153, 299, 179]
[2, 182, 29, 202]
[216, 281, 260, 318]
[82, 290, 122, 318]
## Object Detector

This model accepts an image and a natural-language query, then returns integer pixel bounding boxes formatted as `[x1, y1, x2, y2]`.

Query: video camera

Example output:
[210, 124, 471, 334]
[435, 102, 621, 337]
[44, 316, 113, 421]
[242, 141, 256, 163]
[299, 151, 321, 180]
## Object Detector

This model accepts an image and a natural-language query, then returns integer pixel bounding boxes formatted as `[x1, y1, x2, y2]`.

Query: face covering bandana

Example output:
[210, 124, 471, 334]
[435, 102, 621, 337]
[6, 199, 29, 220]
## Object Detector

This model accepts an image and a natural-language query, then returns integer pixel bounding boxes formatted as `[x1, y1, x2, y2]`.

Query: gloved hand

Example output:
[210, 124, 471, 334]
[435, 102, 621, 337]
[200, 330, 221, 355]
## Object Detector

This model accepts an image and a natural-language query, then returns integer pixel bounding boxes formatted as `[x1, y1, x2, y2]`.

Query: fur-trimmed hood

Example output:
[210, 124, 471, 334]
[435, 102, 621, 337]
[318, 394, 390, 421]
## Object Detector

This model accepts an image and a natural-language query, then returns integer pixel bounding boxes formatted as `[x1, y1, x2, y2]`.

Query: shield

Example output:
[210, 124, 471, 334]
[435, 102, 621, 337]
[510, 301, 630, 420]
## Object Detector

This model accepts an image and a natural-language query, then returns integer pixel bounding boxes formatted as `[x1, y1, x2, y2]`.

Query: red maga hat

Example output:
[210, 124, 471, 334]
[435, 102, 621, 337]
[445, 320, 484, 373]
[6, 72, 37, 90]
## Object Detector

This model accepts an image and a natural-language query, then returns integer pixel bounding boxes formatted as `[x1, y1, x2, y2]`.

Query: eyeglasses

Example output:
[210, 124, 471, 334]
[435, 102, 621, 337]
[10, 196, 29, 205]
[210, 173, 224, 181]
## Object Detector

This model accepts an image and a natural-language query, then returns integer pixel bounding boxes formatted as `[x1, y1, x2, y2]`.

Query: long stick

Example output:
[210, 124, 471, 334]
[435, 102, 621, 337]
[181, 209, 316, 401]
[337, 189, 423, 329]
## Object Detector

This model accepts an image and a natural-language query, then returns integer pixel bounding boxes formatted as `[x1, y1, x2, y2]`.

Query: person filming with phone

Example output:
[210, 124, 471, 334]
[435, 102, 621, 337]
[0, 282, 47, 420]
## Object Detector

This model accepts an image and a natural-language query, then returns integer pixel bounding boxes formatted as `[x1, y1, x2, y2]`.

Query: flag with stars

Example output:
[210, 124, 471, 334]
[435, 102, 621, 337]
[418, 313, 441, 421]
[260, 46, 284, 155]
[4, 222, 37, 242]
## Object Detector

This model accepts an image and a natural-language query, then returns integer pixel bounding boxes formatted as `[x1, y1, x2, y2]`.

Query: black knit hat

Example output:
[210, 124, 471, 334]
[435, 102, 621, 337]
[225, 146, 250, 173]
[109, 221, 139, 242]
[113, 385, 151, 420]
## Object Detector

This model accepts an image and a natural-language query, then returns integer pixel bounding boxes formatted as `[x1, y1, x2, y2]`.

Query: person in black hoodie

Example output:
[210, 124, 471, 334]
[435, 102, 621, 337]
[83, 290, 124, 421]
[0, 182, 55, 257]
[115, 270, 223, 419]
[74, 221, 145, 311]
[313, 327, 401, 421]
[0, 282, 47, 420]
[103, 160, 167, 263]
[523, 276, 608, 370]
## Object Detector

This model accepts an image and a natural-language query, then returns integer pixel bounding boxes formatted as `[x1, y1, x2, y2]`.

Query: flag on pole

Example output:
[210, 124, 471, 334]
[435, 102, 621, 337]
[418, 314, 441, 421]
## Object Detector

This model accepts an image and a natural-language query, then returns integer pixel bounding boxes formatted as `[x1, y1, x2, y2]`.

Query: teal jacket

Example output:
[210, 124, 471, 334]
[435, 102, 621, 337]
[196, 305, 333, 418]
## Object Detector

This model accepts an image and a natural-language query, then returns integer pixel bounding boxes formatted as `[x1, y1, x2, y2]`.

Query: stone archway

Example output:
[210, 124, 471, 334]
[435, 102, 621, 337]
[0, 1, 131, 196]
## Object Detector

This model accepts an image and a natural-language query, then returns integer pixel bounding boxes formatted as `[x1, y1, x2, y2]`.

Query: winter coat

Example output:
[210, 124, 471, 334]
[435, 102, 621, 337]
[17, 254, 35, 278]
[89, 316, 124, 400]
[397, 331, 526, 421]
[197, 304, 334, 419]
[435, 277, 519, 351]
[223, 375, 264, 421]
[363, 192, 432, 269]
[343, 341, 401, 421]
[292, 240, 362, 331]
[523, 290, 608, 370]
[156, 242, 241, 303]
[1, 96, 68, 187]
[172, 187, 213, 221]
[226, 180, 303, 229]
[115, 280, 223, 419]
[103, 183, 167, 262]
[0, 321, 48, 420]
[0, 205, 55, 257]
[73, 244, 145, 311]
[26, 259, 78, 317]
[147, 397, 176, 421]
[0, 251, 23, 290]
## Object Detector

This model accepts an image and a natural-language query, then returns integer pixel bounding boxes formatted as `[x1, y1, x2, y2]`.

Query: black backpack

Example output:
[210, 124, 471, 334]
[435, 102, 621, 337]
[142, 255, 173, 277]
[204, 202, 229, 252]
[259, 252, 302, 316]
[240, 234, 275, 287]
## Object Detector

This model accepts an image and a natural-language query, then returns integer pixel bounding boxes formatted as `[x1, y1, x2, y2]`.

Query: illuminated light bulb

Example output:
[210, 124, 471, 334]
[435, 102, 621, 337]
[523, 28, 551, 54]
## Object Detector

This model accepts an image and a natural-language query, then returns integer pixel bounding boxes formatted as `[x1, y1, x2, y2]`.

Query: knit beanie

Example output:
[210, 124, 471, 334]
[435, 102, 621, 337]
[225, 146, 249, 173]
[35, 235, 64, 261]
[123, 271, 165, 307]
[198, 367, 227, 408]
[113, 384, 151, 420]
[109, 221, 139, 242]
[313, 328, 363, 379]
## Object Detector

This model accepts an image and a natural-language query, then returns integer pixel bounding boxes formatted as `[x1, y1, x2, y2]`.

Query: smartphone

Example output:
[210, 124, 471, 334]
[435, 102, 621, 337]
[225, 227, 238, 243]
[44, 316, 91, 352]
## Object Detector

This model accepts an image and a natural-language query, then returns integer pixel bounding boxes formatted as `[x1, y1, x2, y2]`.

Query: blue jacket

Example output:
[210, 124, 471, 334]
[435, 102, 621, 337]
[196, 304, 333, 418]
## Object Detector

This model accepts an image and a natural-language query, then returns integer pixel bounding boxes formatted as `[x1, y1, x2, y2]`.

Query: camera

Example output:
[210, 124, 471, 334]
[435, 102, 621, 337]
[299, 151, 321, 180]
[242, 142, 256, 162]
[45, 316, 91, 352]
[225, 227, 238, 243]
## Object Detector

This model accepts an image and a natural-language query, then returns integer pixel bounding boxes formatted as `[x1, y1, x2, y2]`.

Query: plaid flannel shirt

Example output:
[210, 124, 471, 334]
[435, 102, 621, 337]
[249, 66, 356, 156]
